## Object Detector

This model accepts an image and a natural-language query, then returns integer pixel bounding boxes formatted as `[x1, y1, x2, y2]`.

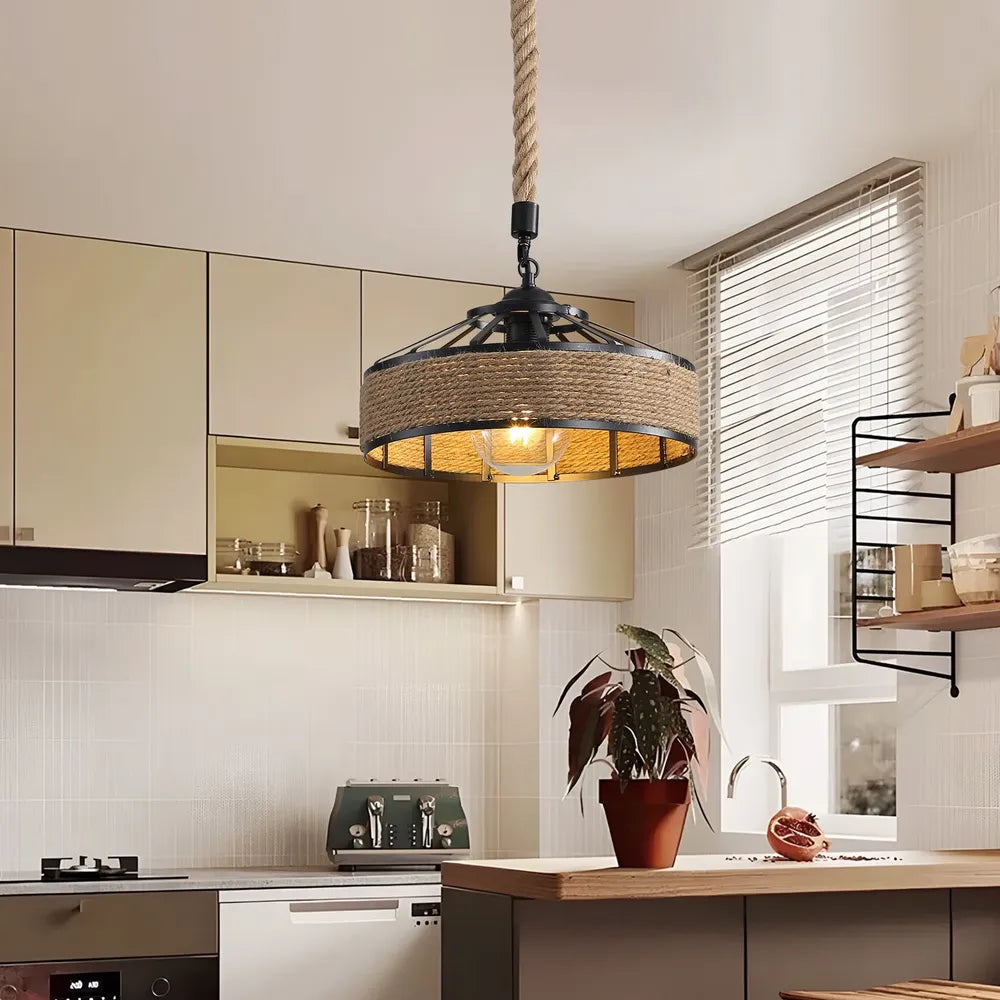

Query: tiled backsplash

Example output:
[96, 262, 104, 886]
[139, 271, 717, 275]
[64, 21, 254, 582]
[898, 83, 1000, 848]
[537, 600, 619, 858]
[0, 587, 504, 869]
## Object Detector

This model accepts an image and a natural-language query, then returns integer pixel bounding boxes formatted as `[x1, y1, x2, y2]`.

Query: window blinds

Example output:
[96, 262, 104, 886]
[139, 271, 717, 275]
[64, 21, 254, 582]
[692, 166, 924, 547]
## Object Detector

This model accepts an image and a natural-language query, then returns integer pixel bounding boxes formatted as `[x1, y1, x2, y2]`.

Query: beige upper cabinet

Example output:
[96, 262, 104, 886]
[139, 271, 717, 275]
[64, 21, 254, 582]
[0, 230, 11, 546]
[14, 232, 207, 554]
[361, 272, 504, 373]
[504, 294, 636, 601]
[210, 255, 361, 445]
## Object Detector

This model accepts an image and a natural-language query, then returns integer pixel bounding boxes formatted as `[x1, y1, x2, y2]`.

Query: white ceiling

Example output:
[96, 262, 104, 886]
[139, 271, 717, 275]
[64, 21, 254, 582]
[1, 0, 999, 298]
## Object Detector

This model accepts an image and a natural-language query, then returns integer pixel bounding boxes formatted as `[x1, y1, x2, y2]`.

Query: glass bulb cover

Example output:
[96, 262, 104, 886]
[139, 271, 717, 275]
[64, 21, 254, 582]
[471, 426, 569, 477]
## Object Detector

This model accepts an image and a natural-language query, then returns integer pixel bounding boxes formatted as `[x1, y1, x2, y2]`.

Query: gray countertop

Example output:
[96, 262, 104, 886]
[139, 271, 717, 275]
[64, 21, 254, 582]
[0, 866, 441, 895]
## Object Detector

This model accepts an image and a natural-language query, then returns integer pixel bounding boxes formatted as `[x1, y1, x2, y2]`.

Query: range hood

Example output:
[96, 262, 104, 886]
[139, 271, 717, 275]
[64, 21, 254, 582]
[0, 546, 207, 592]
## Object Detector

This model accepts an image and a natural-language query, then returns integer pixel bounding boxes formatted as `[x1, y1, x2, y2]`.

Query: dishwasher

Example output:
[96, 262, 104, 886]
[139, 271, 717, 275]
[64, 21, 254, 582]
[218, 884, 441, 1000]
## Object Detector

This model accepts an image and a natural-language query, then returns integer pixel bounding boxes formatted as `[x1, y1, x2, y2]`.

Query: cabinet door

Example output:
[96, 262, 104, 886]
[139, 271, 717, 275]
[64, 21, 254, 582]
[14, 232, 207, 553]
[0, 230, 10, 545]
[361, 272, 503, 373]
[504, 294, 636, 600]
[210, 255, 361, 444]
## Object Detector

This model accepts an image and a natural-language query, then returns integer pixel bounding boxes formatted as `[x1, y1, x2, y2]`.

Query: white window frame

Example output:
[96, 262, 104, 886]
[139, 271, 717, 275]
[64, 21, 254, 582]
[710, 162, 923, 844]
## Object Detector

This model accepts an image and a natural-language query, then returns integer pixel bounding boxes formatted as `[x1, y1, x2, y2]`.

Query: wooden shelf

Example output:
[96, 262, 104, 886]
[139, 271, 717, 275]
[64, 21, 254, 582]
[856, 421, 1000, 474]
[197, 574, 517, 604]
[858, 602, 1000, 632]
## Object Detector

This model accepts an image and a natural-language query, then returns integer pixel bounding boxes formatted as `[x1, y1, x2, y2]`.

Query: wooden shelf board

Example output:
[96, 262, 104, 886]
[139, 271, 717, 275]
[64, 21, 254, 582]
[215, 436, 395, 478]
[856, 421, 1000, 474]
[196, 574, 517, 604]
[858, 601, 1000, 631]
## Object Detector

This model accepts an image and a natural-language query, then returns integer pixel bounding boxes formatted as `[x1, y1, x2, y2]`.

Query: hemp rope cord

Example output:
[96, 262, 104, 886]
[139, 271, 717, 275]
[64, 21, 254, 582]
[511, 0, 539, 203]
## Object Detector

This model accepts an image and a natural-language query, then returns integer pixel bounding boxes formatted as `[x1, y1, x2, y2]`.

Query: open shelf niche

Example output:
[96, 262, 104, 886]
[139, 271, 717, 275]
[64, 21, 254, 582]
[199, 436, 514, 604]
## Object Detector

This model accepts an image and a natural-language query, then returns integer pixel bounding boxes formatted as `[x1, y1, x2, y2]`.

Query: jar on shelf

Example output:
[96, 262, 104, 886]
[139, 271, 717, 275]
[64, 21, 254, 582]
[406, 501, 455, 584]
[216, 537, 253, 575]
[248, 541, 298, 576]
[353, 499, 408, 581]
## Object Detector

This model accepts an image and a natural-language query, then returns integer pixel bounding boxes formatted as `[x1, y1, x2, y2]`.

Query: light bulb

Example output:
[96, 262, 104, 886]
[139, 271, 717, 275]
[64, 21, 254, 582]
[471, 425, 569, 477]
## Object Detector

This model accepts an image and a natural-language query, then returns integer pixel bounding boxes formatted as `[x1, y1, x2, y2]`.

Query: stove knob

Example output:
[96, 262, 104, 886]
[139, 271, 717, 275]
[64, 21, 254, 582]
[441, 837, 452, 848]
[348, 824, 366, 839]
[1, 985, 19, 999]
[436, 823, 453, 838]
[151, 977, 171, 997]
[352, 838, 364, 849]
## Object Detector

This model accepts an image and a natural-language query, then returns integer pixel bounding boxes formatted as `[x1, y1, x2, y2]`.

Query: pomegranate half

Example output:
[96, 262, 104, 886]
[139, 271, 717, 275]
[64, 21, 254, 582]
[766, 807, 830, 862]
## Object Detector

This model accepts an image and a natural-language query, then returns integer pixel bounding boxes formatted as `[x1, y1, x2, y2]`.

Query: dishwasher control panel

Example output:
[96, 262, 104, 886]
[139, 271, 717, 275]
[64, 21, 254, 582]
[411, 901, 441, 926]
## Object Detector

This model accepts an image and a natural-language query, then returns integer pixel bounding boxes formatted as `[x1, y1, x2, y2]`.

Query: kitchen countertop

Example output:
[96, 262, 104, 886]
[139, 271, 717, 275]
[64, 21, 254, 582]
[441, 851, 1000, 900]
[0, 866, 441, 895]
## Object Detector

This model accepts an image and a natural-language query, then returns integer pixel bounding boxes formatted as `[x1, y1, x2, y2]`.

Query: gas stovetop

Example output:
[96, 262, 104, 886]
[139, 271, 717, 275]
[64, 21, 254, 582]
[0, 856, 189, 884]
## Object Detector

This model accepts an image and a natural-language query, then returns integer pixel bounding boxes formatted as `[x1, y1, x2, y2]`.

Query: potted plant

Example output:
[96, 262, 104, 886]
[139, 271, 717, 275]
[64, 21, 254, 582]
[554, 624, 722, 869]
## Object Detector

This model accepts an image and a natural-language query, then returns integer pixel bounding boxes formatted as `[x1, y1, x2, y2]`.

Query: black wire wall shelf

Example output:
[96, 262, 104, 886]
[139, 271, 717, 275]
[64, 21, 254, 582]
[852, 410, 959, 698]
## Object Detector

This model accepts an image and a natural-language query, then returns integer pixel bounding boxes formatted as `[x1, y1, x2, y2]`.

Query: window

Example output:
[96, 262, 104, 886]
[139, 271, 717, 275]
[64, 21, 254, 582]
[693, 164, 924, 840]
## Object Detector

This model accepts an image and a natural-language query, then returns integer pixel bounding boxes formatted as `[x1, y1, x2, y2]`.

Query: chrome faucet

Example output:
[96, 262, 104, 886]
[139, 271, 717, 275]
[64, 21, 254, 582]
[727, 755, 788, 810]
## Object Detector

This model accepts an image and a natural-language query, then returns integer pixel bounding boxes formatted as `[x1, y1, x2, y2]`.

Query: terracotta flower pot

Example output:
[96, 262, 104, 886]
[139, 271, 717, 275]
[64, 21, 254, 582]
[598, 778, 691, 869]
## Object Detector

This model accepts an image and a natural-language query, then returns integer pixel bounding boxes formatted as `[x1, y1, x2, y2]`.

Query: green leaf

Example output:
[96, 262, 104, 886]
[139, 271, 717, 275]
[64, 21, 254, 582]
[608, 691, 636, 789]
[617, 624, 675, 667]
[628, 670, 665, 776]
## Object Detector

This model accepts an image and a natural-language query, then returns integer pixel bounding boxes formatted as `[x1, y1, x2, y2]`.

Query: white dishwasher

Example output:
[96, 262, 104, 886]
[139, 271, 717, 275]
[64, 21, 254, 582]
[219, 883, 441, 1000]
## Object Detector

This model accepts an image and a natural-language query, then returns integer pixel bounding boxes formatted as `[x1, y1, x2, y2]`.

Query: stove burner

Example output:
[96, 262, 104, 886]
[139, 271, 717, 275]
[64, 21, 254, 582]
[42, 855, 140, 881]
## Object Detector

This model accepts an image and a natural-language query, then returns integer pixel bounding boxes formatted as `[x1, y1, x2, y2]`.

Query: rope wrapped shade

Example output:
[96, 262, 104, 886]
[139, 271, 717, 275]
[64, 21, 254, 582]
[359, 292, 698, 482]
[356, 0, 699, 481]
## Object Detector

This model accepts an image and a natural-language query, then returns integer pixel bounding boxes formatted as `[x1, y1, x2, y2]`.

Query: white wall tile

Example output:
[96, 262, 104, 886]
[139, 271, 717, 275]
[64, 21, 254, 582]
[892, 83, 1000, 849]
[0, 589, 504, 870]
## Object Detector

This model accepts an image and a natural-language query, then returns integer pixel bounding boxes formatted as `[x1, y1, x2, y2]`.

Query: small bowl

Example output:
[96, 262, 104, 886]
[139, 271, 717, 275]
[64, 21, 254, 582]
[920, 578, 961, 609]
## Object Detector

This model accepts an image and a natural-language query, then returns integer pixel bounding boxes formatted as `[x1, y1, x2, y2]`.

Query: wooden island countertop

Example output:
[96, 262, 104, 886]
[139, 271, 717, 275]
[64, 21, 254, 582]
[442, 850, 1000, 901]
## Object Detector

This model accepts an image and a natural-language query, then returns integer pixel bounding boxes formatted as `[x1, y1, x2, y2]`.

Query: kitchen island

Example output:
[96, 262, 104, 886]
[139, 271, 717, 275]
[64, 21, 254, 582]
[441, 852, 1000, 1000]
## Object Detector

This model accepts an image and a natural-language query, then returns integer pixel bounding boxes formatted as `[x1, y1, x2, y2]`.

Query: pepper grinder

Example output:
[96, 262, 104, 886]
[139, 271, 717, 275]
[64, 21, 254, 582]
[304, 504, 332, 580]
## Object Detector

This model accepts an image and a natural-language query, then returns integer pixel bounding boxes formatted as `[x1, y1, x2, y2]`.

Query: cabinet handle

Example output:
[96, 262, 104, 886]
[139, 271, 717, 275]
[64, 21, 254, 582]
[15, 527, 34, 542]
[347, 425, 360, 440]
[0, 526, 8, 542]
[288, 899, 399, 925]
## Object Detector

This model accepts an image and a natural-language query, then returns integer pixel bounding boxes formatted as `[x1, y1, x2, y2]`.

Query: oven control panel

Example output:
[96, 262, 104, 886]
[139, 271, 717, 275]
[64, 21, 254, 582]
[50, 972, 121, 1000]
[0, 957, 217, 1000]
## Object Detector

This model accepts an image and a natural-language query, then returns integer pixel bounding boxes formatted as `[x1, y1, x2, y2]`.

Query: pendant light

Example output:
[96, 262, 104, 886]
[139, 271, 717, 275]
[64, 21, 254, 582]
[358, 0, 698, 482]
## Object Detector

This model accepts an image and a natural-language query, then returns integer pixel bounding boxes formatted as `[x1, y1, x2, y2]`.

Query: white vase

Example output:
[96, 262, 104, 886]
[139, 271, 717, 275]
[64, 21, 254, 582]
[332, 528, 354, 580]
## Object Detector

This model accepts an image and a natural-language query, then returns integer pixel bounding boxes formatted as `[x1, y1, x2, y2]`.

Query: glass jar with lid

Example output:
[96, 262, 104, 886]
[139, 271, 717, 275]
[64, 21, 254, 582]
[216, 537, 253, 575]
[353, 499, 407, 581]
[406, 501, 455, 584]
[248, 541, 298, 576]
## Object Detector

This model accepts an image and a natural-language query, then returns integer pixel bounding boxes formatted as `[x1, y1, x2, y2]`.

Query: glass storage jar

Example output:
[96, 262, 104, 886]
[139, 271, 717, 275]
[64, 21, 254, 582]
[406, 501, 455, 584]
[353, 499, 408, 581]
[216, 537, 253, 575]
[248, 541, 298, 576]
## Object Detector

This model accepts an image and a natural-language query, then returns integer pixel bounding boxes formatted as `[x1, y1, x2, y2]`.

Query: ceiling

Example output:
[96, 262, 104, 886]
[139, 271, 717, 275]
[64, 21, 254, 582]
[1, 0, 999, 298]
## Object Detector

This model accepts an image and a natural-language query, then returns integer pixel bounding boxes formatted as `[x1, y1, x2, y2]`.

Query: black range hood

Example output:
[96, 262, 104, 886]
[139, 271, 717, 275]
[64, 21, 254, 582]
[0, 546, 207, 592]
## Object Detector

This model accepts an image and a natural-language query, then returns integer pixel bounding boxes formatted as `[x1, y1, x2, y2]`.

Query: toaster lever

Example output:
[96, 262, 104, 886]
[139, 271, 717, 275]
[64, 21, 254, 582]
[367, 795, 385, 848]
[418, 795, 436, 849]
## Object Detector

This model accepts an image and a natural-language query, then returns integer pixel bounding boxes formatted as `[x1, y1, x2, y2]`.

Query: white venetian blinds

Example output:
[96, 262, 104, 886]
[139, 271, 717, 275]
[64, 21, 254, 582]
[692, 165, 924, 547]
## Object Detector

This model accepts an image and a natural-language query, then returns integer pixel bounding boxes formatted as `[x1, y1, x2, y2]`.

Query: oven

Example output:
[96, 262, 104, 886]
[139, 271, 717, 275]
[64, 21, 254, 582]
[0, 956, 218, 999]
[0, 890, 218, 1000]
